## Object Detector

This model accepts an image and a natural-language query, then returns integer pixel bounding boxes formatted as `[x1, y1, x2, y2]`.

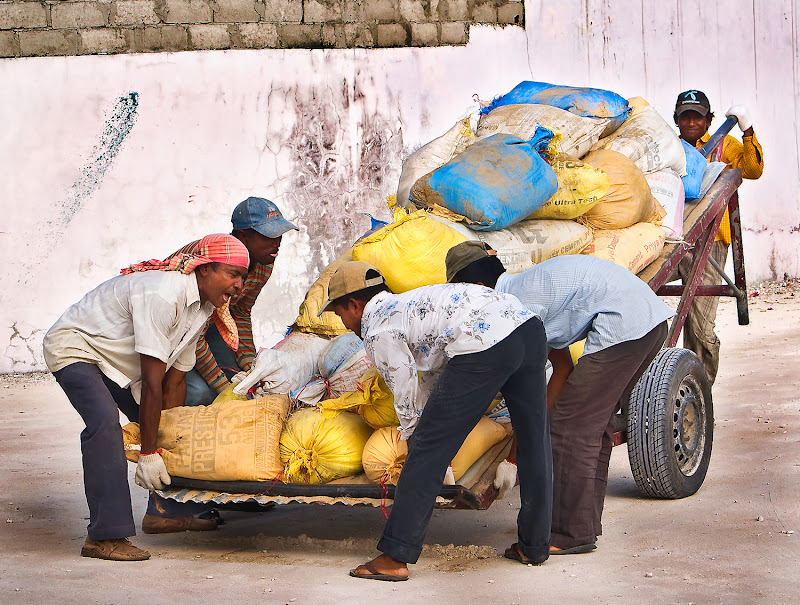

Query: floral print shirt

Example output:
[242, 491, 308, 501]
[361, 284, 535, 439]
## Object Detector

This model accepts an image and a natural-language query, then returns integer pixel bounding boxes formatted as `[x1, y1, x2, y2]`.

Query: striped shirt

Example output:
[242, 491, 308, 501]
[496, 255, 674, 355]
[171, 240, 273, 392]
[696, 131, 763, 245]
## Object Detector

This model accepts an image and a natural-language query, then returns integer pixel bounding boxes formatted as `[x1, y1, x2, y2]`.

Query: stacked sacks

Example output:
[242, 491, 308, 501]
[318, 367, 398, 429]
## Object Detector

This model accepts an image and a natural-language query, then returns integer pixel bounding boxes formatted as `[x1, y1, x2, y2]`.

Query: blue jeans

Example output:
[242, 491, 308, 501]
[185, 324, 242, 406]
[377, 318, 552, 564]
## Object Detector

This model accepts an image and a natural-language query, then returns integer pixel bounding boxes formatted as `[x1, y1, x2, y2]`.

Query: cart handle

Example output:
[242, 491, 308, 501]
[699, 116, 738, 158]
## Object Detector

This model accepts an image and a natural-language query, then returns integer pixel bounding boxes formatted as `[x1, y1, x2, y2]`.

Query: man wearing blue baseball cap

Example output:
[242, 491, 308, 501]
[141, 197, 297, 534]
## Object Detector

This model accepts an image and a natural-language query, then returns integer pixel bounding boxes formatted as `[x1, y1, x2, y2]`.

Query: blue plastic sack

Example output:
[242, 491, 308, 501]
[410, 129, 559, 231]
[319, 332, 365, 378]
[482, 81, 631, 133]
[681, 139, 707, 200]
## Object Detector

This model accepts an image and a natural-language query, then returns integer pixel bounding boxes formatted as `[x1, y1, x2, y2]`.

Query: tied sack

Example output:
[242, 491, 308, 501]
[591, 101, 687, 177]
[645, 169, 685, 238]
[477, 103, 608, 159]
[121, 395, 290, 481]
[681, 139, 708, 200]
[396, 117, 476, 208]
[212, 383, 248, 403]
[295, 333, 375, 406]
[410, 131, 559, 231]
[361, 417, 508, 485]
[481, 81, 630, 136]
[352, 209, 467, 292]
[529, 151, 609, 219]
[582, 222, 666, 274]
[578, 149, 665, 230]
[293, 248, 353, 337]
[318, 367, 398, 429]
[279, 407, 373, 484]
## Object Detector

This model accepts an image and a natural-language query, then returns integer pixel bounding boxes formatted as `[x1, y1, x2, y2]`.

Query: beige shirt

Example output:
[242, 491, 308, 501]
[43, 271, 214, 403]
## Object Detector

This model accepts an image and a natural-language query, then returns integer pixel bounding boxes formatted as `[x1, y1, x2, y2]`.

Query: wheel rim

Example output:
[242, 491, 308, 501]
[672, 374, 706, 476]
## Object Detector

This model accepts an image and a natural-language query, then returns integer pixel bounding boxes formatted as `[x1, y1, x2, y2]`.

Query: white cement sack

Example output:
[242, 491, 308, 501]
[476, 103, 608, 158]
[396, 118, 476, 208]
[645, 169, 685, 239]
[591, 105, 687, 176]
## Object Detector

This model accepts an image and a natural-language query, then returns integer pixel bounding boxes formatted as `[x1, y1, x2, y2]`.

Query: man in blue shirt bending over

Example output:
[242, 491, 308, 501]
[446, 242, 674, 555]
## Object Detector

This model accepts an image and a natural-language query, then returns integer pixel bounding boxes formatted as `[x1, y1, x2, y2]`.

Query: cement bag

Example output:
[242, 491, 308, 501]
[293, 248, 352, 337]
[482, 81, 631, 135]
[319, 333, 374, 399]
[645, 169, 685, 238]
[529, 152, 609, 219]
[279, 407, 373, 484]
[352, 209, 467, 292]
[477, 219, 594, 266]
[318, 367, 398, 429]
[233, 332, 331, 397]
[591, 104, 687, 176]
[396, 117, 476, 208]
[410, 131, 559, 231]
[681, 139, 707, 200]
[121, 394, 290, 481]
[582, 222, 666, 274]
[477, 103, 608, 158]
[361, 417, 507, 485]
[578, 149, 664, 230]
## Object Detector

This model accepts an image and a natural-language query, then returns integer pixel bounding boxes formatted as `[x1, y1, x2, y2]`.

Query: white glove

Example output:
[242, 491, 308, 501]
[232, 348, 290, 395]
[493, 459, 517, 499]
[725, 104, 752, 132]
[230, 371, 247, 385]
[135, 451, 172, 491]
[443, 466, 456, 485]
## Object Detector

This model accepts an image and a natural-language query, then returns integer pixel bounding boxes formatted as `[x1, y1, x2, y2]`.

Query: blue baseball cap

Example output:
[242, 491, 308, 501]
[231, 197, 298, 238]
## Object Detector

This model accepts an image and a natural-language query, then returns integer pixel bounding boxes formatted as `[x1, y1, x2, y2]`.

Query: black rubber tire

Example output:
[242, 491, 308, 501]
[627, 347, 713, 499]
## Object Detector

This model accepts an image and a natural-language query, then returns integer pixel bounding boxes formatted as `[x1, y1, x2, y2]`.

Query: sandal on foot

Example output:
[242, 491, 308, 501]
[503, 542, 546, 565]
[81, 538, 150, 561]
[349, 561, 408, 582]
[550, 544, 597, 555]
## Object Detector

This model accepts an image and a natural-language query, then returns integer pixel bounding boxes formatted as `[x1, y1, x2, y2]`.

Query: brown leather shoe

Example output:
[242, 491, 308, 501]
[141, 513, 220, 534]
[80, 537, 150, 561]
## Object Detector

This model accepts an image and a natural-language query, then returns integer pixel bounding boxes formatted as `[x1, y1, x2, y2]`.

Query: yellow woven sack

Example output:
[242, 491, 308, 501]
[292, 248, 353, 337]
[352, 209, 467, 293]
[212, 383, 248, 403]
[581, 222, 666, 274]
[279, 407, 373, 484]
[578, 149, 664, 230]
[120, 395, 290, 481]
[361, 416, 507, 485]
[362, 426, 407, 485]
[318, 367, 398, 429]
[529, 152, 609, 220]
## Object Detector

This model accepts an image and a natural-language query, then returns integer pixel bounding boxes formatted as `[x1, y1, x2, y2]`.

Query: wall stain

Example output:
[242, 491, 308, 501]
[5, 322, 44, 372]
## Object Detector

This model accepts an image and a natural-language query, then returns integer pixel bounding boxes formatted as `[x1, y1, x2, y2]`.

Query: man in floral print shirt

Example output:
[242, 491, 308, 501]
[318, 261, 552, 581]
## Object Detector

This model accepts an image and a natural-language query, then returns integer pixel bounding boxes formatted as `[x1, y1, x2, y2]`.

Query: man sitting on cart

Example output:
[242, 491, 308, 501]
[673, 90, 764, 384]
[320, 261, 552, 581]
[447, 243, 673, 555]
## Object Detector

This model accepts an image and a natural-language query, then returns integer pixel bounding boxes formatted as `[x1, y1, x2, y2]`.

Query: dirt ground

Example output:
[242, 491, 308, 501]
[1, 281, 798, 605]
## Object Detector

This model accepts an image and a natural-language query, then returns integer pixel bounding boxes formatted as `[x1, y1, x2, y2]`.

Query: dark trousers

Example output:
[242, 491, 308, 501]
[550, 322, 668, 549]
[53, 362, 139, 541]
[378, 318, 552, 564]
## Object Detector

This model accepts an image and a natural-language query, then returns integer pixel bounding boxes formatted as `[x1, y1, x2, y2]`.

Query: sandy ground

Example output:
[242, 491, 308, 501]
[1, 281, 799, 605]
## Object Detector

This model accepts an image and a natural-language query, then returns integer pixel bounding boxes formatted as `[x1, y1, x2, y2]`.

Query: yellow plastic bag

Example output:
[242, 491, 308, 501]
[352, 209, 467, 293]
[292, 248, 353, 337]
[279, 407, 374, 484]
[581, 222, 666, 274]
[361, 416, 508, 485]
[569, 339, 585, 365]
[578, 149, 664, 230]
[121, 395, 290, 481]
[529, 152, 609, 220]
[318, 367, 398, 429]
[212, 383, 248, 404]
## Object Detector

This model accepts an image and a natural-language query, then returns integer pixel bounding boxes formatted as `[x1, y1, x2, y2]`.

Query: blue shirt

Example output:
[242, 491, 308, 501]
[496, 256, 673, 355]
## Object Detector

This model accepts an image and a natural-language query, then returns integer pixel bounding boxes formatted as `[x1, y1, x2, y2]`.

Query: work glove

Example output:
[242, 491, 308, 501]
[493, 459, 517, 499]
[231, 371, 247, 385]
[135, 450, 172, 491]
[443, 466, 456, 485]
[725, 104, 752, 132]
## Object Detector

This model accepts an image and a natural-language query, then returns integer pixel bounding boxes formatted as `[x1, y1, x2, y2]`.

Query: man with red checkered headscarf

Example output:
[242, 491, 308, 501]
[43, 234, 249, 561]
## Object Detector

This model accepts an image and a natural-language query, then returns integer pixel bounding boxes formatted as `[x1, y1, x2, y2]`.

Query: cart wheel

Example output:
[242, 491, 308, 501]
[627, 348, 713, 498]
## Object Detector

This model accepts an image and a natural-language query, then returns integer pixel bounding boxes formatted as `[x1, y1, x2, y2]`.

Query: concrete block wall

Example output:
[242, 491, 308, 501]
[0, 0, 524, 57]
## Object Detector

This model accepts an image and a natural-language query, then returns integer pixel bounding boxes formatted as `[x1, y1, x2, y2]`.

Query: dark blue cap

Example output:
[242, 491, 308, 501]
[231, 197, 298, 238]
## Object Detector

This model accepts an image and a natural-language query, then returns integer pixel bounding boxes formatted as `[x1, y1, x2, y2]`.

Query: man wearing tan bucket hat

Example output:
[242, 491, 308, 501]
[320, 260, 552, 581]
